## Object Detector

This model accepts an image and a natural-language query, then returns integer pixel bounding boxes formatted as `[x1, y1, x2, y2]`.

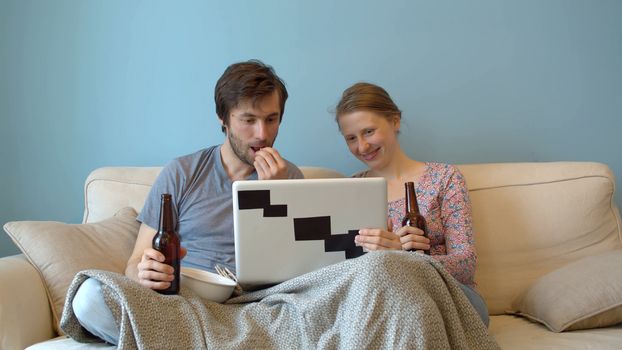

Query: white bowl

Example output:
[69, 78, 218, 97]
[181, 266, 236, 302]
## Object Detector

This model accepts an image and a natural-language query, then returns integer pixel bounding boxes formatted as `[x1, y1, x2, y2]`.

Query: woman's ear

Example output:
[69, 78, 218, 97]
[392, 114, 401, 132]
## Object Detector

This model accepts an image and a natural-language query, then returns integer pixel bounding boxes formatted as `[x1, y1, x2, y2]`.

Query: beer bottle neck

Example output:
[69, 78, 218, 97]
[159, 194, 174, 232]
[404, 182, 420, 215]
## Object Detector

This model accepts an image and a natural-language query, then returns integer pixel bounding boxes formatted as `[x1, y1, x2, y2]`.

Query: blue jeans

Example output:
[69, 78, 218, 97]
[459, 283, 490, 327]
[72, 278, 119, 344]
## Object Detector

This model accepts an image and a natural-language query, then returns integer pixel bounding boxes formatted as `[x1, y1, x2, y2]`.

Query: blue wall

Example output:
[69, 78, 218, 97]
[1, 0, 621, 257]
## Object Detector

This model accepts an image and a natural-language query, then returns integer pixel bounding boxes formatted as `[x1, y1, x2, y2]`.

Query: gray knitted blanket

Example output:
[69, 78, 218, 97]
[61, 251, 499, 349]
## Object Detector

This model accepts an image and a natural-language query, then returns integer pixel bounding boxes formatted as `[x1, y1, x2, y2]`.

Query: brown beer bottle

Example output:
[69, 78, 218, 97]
[152, 193, 181, 294]
[401, 182, 430, 255]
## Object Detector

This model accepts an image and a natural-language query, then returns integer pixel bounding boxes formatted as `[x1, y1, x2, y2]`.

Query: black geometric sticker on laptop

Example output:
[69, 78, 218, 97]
[237, 190, 287, 217]
[293, 216, 365, 259]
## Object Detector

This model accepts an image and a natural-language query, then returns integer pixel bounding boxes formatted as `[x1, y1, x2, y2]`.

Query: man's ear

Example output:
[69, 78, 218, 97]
[219, 117, 228, 134]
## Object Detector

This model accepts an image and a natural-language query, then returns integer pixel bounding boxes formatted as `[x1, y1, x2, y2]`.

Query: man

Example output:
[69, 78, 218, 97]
[72, 60, 303, 344]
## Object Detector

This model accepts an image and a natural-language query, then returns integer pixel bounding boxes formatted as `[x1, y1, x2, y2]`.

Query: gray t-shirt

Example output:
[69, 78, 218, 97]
[137, 145, 304, 273]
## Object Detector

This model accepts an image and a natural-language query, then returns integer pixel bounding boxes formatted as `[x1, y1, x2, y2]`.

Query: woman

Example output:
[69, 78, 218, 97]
[335, 82, 489, 326]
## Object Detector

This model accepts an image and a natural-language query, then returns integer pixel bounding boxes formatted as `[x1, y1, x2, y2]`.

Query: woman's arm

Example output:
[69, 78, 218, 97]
[431, 167, 477, 286]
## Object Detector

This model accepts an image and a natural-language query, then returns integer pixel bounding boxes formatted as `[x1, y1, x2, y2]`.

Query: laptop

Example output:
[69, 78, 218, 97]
[232, 177, 387, 287]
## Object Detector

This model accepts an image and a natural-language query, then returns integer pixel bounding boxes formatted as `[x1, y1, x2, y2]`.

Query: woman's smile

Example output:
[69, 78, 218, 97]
[360, 147, 380, 161]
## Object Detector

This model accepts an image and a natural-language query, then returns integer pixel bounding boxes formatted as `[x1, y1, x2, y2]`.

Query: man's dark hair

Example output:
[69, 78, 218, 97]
[215, 59, 288, 133]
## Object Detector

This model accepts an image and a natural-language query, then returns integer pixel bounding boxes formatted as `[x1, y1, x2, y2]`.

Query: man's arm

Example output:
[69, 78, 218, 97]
[125, 223, 176, 290]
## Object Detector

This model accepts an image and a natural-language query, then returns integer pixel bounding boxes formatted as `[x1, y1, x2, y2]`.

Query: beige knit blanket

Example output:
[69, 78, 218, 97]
[61, 251, 499, 349]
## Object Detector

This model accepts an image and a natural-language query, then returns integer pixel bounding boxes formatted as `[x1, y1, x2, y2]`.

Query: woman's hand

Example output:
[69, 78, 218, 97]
[355, 219, 431, 253]
[355, 227, 402, 251]
[355, 219, 402, 251]
[394, 225, 431, 252]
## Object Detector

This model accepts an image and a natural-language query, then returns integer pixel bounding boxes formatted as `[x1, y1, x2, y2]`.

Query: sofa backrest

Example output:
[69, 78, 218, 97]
[83, 167, 162, 224]
[82, 166, 345, 224]
[83, 162, 622, 315]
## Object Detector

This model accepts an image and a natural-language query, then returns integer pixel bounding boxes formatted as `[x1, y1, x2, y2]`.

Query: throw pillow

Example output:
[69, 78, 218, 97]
[509, 250, 622, 332]
[3, 207, 140, 334]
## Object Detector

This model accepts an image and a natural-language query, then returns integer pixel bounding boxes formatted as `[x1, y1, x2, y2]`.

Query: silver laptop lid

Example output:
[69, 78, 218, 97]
[232, 177, 387, 286]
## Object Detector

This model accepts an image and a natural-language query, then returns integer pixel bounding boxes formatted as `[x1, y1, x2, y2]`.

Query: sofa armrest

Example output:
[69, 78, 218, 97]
[0, 254, 55, 349]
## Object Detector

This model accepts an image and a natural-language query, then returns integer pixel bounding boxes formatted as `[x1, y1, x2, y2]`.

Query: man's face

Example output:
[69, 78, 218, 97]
[224, 91, 282, 166]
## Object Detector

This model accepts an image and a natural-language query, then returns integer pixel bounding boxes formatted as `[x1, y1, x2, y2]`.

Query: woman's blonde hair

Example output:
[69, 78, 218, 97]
[335, 82, 401, 123]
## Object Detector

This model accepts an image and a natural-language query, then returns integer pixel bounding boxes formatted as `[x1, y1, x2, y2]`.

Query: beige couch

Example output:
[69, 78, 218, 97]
[2, 162, 621, 349]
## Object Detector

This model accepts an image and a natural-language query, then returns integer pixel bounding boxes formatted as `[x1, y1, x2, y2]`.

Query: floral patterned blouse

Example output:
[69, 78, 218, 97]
[354, 162, 476, 287]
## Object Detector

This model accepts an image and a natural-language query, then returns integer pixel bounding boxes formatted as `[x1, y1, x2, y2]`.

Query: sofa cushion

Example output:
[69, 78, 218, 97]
[457, 162, 622, 314]
[3, 207, 140, 334]
[509, 250, 622, 332]
[489, 314, 622, 349]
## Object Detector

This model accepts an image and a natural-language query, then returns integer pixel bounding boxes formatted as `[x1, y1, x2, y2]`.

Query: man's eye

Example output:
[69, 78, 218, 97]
[345, 136, 356, 143]
[267, 117, 278, 124]
[364, 129, 375, 135]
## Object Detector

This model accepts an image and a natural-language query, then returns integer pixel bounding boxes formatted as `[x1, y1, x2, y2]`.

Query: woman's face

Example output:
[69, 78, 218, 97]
[337, 110, 400, 170]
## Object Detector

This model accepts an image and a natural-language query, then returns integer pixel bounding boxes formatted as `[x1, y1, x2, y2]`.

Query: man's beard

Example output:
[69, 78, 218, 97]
[227, 131, 273, 167]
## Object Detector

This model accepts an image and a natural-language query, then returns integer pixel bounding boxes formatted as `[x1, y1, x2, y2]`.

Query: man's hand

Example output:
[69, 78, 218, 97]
[126, 223, 187, 291]
[254, 147, 289, 180]
[135, 247, 187, 290]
